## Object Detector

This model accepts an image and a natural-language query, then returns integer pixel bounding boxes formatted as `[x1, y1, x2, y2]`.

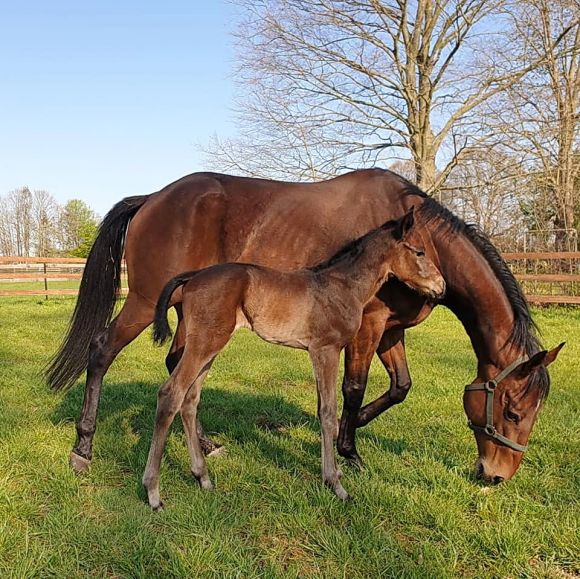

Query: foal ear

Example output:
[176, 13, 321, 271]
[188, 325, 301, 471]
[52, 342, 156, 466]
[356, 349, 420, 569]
[394, 206, 415, 241]
[514, 342, 565, 377]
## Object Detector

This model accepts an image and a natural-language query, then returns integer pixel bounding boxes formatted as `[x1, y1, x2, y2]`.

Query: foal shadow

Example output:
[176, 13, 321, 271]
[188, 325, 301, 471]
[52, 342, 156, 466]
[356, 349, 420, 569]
[51, 380, 322, 485]
[51, 379, 423, 500]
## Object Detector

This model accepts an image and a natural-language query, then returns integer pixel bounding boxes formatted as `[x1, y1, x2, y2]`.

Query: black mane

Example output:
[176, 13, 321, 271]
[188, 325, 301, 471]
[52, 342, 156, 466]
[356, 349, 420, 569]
[409, 191, 549, 397]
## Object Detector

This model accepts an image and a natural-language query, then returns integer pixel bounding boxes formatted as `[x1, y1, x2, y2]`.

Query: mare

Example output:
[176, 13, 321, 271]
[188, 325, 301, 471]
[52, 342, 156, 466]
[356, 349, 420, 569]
[47, 169, 564, 484]
[142, 209, 445, 508]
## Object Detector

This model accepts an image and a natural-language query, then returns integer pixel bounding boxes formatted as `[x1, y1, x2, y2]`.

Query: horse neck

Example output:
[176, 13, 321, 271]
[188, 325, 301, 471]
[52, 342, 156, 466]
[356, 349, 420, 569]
[328, 232, 395, 304]
[428, 226, 528, 378]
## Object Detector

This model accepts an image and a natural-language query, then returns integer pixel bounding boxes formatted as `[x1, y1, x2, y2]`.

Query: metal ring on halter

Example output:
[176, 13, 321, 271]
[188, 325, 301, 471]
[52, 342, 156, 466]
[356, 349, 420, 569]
[484, 425, 496, 436]
[484, 380, 497, 392]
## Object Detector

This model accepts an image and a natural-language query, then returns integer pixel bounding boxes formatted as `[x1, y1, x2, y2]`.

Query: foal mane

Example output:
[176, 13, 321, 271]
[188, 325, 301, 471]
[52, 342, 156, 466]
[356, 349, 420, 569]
[402, 184, 549, 398]
[308, 220, 397, 273]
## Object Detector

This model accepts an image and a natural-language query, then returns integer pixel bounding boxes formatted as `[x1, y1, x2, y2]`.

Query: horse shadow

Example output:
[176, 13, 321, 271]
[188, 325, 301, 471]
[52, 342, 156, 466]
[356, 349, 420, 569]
[50, 379, 409, 491]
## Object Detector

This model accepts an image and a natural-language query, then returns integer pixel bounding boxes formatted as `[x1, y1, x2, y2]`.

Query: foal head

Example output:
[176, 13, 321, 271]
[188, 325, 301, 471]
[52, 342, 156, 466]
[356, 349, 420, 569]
[388, 207, 446, 300]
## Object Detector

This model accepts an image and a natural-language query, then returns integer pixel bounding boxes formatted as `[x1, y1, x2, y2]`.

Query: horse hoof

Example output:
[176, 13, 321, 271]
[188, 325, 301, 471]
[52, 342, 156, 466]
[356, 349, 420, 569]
[69, 452, 91, 474]
[206, 445, 226, 458]
[345, 453, 364, 470]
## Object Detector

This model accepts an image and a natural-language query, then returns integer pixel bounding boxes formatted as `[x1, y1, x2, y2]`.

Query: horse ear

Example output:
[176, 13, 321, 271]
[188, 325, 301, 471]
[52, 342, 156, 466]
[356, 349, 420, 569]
[515, 342, 565, 377]
[394, 206, 415, 241]
[543, 342, 565, 367]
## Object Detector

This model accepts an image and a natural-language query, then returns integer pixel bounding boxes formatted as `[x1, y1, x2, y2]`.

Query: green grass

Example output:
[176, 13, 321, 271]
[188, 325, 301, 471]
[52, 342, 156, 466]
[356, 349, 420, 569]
[0, 298, 578, 578]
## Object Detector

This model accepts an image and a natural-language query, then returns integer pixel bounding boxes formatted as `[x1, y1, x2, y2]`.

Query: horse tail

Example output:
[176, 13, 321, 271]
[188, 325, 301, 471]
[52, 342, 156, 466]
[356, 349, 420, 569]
[153, 271, 201, 346]
[46, 195, 148, 391]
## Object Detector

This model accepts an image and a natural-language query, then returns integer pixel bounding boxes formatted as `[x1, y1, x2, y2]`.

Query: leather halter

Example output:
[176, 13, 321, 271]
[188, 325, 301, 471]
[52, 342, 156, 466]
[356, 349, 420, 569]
[464, 357, 528, 453]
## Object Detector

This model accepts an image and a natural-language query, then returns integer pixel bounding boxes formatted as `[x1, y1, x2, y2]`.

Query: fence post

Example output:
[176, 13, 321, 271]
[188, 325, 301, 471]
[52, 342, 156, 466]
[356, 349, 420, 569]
[43, 262, 48, 300]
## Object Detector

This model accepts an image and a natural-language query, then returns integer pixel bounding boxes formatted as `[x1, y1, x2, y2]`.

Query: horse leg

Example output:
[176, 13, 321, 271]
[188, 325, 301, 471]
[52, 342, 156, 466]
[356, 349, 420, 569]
[165, 305, 223, 457]
[180, 359, 215, 490]
[356, 329, 412, 427]
[336, 309, 387, 466]
[70, 293, 154, 474]
[310, 345, 348, 500]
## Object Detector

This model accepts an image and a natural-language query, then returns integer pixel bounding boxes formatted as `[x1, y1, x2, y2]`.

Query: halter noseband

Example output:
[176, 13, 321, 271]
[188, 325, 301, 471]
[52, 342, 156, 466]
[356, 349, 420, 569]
[464, 357, 528, 453]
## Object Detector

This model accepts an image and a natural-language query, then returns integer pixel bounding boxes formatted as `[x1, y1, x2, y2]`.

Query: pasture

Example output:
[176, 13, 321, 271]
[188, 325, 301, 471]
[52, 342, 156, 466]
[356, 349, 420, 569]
[0, 297, 578, 578]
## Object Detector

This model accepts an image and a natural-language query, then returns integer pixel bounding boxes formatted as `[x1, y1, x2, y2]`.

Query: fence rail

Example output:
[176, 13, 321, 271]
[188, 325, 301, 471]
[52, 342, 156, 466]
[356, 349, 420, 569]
[1, 253, 579, 304]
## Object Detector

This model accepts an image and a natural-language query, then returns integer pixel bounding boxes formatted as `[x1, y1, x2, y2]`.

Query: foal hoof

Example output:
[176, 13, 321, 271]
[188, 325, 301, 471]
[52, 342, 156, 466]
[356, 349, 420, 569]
[334, 483, 351, 502]
[193, 473, 214, 490]
[69, 452, 91, 475]
[152, 501, 165, 513]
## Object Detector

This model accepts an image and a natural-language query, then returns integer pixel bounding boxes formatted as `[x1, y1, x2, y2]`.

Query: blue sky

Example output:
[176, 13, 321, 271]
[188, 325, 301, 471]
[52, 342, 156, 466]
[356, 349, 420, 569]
[0, 1, 237, 215]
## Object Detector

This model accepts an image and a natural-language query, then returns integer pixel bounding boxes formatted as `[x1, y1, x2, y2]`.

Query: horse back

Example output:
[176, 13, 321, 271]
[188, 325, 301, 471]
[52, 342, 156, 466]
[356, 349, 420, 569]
[123, 170, 423, 304]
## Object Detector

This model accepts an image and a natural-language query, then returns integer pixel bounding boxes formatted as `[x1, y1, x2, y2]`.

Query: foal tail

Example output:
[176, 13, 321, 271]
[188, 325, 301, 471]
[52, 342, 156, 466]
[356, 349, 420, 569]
[153, 271, 200, 345]
[46, 195, 148, 391]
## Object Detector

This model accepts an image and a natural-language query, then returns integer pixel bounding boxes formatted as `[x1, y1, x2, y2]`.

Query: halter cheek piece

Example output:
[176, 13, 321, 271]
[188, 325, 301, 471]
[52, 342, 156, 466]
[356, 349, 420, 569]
[464, 357, 529, 453]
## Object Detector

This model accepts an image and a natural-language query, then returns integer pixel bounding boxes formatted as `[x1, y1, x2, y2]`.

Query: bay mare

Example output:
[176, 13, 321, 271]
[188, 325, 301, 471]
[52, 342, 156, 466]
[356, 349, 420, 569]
[143, 209, 445, 508]
[47, 169, 563, 484]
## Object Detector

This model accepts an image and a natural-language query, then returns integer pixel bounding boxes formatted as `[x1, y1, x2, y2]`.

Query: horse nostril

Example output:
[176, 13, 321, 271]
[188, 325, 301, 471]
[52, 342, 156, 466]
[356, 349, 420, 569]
[492, 475, 504, 485]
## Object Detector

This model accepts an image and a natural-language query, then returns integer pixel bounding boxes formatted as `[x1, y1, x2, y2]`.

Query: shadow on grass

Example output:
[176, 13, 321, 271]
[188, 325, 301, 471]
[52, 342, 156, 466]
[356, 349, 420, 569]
[51, 379, 412, 485]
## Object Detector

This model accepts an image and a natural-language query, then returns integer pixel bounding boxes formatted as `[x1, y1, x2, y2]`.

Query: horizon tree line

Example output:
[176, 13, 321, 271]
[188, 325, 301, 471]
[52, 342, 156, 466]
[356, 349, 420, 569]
[0, 187, 99, 258]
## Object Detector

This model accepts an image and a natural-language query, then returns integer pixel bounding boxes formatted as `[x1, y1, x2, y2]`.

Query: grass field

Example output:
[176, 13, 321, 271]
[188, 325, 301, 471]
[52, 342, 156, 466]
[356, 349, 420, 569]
[0, 297, 578, 578]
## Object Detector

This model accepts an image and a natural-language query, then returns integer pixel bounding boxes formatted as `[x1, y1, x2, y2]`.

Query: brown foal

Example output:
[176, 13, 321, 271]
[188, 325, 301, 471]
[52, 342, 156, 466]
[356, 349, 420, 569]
[142, 208, 445, 508]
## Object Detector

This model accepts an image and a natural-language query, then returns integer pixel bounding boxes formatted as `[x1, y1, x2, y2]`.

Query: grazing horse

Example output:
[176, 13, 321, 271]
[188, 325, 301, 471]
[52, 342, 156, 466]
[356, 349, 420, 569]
[142, 209, 445, 508]
[47, 169, 564, 484]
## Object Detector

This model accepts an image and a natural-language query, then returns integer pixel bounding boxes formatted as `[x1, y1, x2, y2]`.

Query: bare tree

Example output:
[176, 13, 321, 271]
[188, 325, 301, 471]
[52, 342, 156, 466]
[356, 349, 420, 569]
[4, 188, 33, 257]
[487, 0, 579, 239]
[0, 195, 15, 256]
[32, 190, 59, 257]
[445, 150, 526, 248]
[205, 0, 571, 194]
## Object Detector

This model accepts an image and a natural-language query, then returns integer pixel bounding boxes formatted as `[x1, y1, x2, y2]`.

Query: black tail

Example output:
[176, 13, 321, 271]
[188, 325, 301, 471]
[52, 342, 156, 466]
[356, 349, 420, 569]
[46, 195, 148, 391]
[153, 271, 201, 345]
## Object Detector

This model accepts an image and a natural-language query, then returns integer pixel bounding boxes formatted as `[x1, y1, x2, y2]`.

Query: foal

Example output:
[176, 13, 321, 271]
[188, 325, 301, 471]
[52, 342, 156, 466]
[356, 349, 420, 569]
[143, 207, 445, 508]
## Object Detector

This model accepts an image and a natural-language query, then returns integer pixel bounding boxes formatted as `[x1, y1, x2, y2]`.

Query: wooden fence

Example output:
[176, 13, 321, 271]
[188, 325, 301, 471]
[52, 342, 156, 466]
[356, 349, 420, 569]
[502, 252, 580, 305]
[0, 256, 128, 297]
[1, 253, 579, 304]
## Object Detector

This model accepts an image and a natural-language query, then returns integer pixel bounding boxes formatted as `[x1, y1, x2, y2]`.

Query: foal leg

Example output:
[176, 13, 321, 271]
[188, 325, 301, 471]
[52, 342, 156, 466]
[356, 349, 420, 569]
[337, 308, 387, 466]
[310, 345, 348, 501]
[166, 306, 223, 457]
[71, 293, 154, 473]
[142, 350, 210, 511]
[144, 323, 234, 510]
[180, 359, 215, 490]
[357, 330, 412, 427]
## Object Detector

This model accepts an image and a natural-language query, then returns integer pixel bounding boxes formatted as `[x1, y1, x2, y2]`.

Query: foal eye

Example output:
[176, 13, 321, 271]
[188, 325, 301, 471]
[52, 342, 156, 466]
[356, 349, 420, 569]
[416, 250, 425, 257]
[505, 410, 520, 423]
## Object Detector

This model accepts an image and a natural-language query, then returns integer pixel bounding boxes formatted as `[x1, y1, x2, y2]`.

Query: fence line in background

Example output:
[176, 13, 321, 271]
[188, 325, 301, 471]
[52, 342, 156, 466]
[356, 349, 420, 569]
[1, 254, 579, 304]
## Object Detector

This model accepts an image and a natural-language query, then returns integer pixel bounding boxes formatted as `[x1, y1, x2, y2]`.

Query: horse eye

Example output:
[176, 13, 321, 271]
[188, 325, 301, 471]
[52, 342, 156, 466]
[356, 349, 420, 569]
[416, 250, 425, 257]
[505, 410, 520, 423]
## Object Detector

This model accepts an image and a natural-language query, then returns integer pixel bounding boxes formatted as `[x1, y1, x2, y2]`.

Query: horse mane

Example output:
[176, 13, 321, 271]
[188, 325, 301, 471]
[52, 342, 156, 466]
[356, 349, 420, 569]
[401, 184, 549, 398]
[309, 219, 398, 273]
